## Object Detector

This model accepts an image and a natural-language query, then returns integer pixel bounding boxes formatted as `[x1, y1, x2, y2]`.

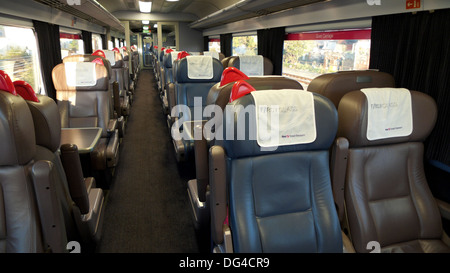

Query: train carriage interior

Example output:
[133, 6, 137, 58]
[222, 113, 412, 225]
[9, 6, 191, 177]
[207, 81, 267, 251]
[0, 0, 450, 267]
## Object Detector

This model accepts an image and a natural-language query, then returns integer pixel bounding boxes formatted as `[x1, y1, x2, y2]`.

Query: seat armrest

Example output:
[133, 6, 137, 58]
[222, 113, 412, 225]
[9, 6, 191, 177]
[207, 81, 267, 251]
[60, 144, 90, 214]
[107, 118, 118, 134]
[436, 199, 450, 221]
[106, 129, 120, 168]
[330, 137, 349, 223]
[31, 160, 67, 253]
[194, 123, 209, 202]
[209, 145, 227, 246]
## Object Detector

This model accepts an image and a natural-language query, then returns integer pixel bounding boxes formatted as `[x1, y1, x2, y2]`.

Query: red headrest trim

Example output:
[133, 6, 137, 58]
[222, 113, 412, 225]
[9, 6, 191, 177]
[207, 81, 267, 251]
[161, 47, 165, 51]
[13, 80, 39, 102]
[220, 67, 250, 87]
[113, 47, 120, 53]
[166, 48, 174, 54]
[91, 58, 104, 66]
[0, 70, 17, 95]
[177, 51, 190, 60]
[230, 80, 256, 102]
[92, 50, 106, 58]
[121, 46, 127, 51]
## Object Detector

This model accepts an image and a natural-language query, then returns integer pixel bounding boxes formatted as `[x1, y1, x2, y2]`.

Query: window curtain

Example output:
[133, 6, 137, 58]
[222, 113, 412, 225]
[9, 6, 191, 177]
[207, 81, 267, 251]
[33, 20, 62, 101]
[101, 34, 107, 50]
[220, 33, 232, 57]
[203, 36, 209, 52]
[82, 30, 93, 54]
[370, 9, 450, 165]
[257, 27, 285, 75]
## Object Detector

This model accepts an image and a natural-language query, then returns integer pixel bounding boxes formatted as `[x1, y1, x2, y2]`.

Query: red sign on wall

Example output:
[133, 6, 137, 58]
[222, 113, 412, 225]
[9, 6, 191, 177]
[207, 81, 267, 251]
[406, 0, 421, 10]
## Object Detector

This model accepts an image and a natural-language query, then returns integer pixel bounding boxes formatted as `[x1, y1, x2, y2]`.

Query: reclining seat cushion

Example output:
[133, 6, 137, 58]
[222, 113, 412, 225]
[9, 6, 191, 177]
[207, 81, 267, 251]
[337, 89, 448, 253]
[220, 90, 342, 252]
[0, 89, 44, 253]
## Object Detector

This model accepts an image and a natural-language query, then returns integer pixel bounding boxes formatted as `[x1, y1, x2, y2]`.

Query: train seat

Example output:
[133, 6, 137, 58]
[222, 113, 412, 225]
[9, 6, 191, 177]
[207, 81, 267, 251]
[170, 55, 224, 162]
[209, 88, 343, 252]
[227, 55, 274, 76]
[307, 70, 396, 223]
[14, 80, 105, 246]
[0, 72, 65, 252]
[52, 61, 120, 174]
[99, 50, 131, 117]
[337, 88, 450, 253]
[187, 68, 304, 238]
[121, 47, 133, 92]
[161, 49, 178, 113]
[62, 54, 126, 138]
[307, 70, 396, 108]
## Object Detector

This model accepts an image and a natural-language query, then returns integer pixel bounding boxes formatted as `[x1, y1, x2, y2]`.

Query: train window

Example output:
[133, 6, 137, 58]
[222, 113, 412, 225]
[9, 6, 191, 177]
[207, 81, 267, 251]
[92, 33, 103, 51]
[232, 35, 258, 56]
[282, 29, 371, 88]
[209, 38, 220, 52]
[60, 32, 84, 59]
[0, 25, 42, 93]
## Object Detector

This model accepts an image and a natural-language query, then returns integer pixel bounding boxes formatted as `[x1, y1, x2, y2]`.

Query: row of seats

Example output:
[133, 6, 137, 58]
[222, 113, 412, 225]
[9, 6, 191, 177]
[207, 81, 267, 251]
[0, 71, 105, 252]
[53, 47, 141, 186]
[0, 45, 141, 252]
[149, 46, 277, 162]
[177, 66, 450, 253]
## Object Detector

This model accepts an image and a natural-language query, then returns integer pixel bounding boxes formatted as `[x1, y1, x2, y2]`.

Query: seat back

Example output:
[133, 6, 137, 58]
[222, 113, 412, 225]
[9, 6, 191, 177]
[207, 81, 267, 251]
[173, 56, 224, 119]
[307, 70, 396, 108]
[211, 89, 342, 252]
[227, 55, 274, 75]
[207, 67, 303, 112]
[52, 61, 111, 137]
[103, 49, 126, 92]
[0, 73, 45, 252]
[337, 88, 447, 253]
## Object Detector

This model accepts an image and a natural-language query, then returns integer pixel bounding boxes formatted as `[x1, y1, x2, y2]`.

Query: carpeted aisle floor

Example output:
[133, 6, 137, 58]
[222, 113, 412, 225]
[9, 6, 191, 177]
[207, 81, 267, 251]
[97, 69, 199, 253]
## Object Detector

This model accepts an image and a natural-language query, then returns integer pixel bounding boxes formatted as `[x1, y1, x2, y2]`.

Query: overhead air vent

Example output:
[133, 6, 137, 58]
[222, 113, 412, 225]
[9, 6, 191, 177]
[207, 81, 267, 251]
[33, 0, 124, 32]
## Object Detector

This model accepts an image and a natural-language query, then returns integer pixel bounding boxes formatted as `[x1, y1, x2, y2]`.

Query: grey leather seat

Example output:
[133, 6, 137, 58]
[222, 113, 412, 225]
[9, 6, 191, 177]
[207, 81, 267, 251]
[187, 67, 304, 238]
[209, 88, 343, 252]
[52, 61, 120, 180]
[100, 50, 131, 117]
[62, 54, 126, 138]
[170, 56, 224, 162]
[307, 70, 396, 223]
[0, 71, 63, 252]
[337, 88, 450, 253]
[14, 80, 105, 247]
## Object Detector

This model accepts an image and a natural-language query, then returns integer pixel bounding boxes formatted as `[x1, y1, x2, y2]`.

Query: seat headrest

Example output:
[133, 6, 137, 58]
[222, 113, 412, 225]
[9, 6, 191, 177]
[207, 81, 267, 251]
[24, 94, 61, 152]
[163, 51, 179, 69]
[63, 54, 112, 79]
[307, 70, 396, 108]
[52, 62, 109, 91]
[207, 75, 304, 111]
[220, 67, 250, 86]
[175, 56, 223, 83]
[13, 80, 39, 102]
[220, 90, 337, 159]
[337, 89, 437, 148]
[0, 70, 17, 95]
[0, 89, 36, 165]
[228, 56, 274, 75]
[102, 50, 123, 68]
